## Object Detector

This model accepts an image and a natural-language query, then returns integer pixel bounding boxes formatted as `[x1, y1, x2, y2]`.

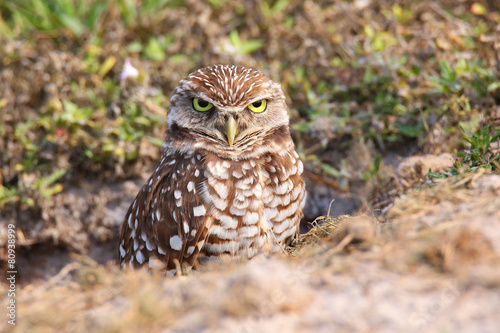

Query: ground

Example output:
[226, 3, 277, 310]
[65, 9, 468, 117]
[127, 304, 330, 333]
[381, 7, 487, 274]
[1, 0, 500, 332]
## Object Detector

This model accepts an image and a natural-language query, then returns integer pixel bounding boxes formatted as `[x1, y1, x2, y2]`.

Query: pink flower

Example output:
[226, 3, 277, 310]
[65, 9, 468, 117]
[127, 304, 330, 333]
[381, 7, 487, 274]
[120, 58, 139, 81]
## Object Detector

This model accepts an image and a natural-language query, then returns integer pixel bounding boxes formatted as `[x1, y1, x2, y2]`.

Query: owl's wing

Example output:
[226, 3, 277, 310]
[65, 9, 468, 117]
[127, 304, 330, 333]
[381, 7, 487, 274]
[119, 151, 210, 274]
[262, 147, 306, 250]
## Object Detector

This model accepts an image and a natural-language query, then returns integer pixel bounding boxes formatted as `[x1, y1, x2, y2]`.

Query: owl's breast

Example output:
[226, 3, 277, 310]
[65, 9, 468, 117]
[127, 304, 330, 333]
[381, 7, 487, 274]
[200, 148, 305, 259]
[201, 154, 267, 259]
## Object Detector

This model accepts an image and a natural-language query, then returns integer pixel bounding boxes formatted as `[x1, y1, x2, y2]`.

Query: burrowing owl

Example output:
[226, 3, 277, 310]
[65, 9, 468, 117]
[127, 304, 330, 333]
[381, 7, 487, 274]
[119, 65, 306, 275]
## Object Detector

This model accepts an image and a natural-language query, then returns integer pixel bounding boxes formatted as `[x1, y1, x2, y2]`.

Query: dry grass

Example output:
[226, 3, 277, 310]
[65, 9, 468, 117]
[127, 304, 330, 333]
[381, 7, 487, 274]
[2, 173, 500, 332]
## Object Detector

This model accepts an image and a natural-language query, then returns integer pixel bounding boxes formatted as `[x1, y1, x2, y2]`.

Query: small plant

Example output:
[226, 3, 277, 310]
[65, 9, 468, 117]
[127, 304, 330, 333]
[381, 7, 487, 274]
[427, 58, 496, 97]
[427, 122, 500, 180]
[362, 154, 382, 181]
[0, 169, 66, 208]
[460, 123, 500, 171]
[32, 169, 67, 199]
[228, 30, 262, 55]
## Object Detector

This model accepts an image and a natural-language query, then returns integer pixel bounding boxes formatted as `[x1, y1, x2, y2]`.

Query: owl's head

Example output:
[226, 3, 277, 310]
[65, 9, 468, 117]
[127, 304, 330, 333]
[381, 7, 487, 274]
[165, 65, 291, 159]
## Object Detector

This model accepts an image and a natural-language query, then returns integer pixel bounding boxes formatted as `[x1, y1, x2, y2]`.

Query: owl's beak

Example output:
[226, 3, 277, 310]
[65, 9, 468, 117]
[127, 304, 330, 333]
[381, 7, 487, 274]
[225, 116, 238, 147]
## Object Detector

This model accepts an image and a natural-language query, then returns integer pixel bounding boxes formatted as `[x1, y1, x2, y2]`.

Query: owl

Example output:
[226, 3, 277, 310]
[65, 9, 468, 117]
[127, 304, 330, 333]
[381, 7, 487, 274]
[119, 65, 306, 275]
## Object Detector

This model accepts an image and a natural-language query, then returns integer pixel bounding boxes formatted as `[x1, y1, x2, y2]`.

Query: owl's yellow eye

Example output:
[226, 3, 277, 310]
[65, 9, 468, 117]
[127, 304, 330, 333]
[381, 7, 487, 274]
[248, 100, 267, 113]
[193, 98, 213, 112]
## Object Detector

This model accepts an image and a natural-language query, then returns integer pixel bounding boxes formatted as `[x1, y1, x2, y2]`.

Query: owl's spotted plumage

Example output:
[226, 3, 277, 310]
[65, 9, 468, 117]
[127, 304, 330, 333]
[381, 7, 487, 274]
[119, 65, 306, 275]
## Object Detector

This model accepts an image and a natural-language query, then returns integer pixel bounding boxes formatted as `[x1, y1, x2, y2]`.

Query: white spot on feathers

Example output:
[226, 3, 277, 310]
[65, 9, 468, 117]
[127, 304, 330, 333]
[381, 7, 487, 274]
[193, 205, 206, 217]
[146, 238, 155, 251]
[136, 251, 145, 264]
[119, 245, 126, 258]
[170, 235, 183, 251]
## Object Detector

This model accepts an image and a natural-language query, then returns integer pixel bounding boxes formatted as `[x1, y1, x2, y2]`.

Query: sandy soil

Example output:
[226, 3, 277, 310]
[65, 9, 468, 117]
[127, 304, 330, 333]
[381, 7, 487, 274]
[2, 172, 499, 332]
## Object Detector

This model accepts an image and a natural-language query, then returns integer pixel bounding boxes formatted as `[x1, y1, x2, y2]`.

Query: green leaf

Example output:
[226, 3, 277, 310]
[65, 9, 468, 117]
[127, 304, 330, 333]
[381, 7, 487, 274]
[292, 122, 310, 133]
[116, 0, 137, 26]
[39, 169, 67, 187]
[239, 39, 262, 55]
[396, 122, 423, 138]
[321, 163, 340, 178]
[272, 0, 289, 14]
[229, 30, 241, 47]
[146, 136, 164, 147]
[144, 37, 166, 61]
[487, 81, 500, 92]
[57, 12, 85, 36]
[134, 116, 152, 126]
[87, 2, 108, 30]
[127, 41, 143, 53]
[229, 30, 262, 55]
